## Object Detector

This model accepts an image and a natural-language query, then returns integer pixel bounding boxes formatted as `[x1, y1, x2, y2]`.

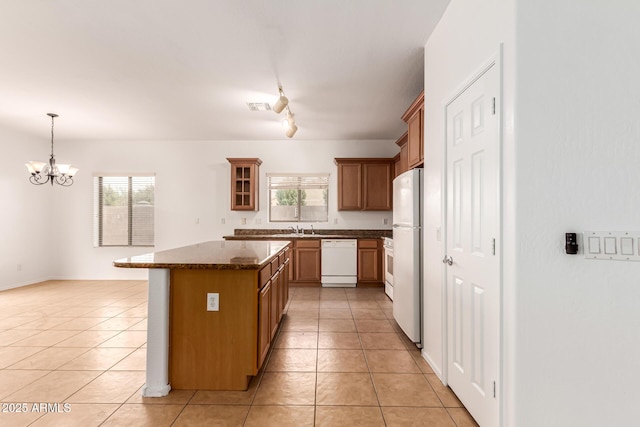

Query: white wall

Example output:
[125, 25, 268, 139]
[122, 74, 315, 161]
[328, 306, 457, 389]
[513, 1, 640, 426]
[0, 128, 55, 290]
[425, 0, 640, 426]
[47, 139, 397, 281]
[422, 2, 516, 422]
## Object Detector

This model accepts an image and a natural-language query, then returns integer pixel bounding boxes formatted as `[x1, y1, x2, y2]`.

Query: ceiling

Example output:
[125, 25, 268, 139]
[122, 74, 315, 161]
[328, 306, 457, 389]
[1, 0, 449, 141]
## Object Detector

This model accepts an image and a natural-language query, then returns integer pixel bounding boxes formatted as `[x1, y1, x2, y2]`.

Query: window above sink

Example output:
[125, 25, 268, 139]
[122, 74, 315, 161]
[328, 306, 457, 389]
[267, 174, 329, 223]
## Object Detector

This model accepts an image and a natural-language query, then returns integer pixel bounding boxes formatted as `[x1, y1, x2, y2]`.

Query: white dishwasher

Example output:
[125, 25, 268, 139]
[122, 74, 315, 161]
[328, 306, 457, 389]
[321, 239, 357, 287]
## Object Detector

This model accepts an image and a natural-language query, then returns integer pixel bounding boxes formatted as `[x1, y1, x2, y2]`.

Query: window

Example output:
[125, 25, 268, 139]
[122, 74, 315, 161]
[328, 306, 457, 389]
[93, 175, 155, 247]
[268, 174, 329, 223]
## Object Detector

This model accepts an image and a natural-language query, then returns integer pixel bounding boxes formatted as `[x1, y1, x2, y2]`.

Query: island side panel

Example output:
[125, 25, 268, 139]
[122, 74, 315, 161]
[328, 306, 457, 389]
[143, 268, 171, 397]
[169, 268, 258, 390]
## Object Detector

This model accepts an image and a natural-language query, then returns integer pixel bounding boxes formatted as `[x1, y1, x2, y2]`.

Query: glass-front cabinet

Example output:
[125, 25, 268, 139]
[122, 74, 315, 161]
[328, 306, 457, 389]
[227, 158, 262, 211]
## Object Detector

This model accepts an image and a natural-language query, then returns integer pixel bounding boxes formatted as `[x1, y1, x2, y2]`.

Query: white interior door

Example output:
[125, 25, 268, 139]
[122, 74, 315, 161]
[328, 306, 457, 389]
[445, 63, 500, 427]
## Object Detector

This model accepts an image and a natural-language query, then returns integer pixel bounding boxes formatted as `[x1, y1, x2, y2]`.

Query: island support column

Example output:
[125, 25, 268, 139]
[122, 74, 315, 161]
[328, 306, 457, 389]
[142, 268, 171, 397]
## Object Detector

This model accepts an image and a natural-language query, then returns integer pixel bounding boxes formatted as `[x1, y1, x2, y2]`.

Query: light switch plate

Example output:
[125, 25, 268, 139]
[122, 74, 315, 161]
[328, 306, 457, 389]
[583, 231, 640, 262]
[207, 293, 219, 311]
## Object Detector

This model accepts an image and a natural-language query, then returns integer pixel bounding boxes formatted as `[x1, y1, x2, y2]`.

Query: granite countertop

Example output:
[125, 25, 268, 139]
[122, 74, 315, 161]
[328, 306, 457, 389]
[223, 228, 392, 241]
[113, 240, 290, 270]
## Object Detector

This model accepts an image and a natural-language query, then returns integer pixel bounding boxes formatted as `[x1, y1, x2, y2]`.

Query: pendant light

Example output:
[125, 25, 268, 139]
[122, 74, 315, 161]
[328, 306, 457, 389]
[25, 113, 78, 187]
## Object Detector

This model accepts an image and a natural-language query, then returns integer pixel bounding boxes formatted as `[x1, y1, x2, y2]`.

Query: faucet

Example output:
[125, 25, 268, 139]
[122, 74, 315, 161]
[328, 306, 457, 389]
[288, 225, 303, 235]
[310, 225, 315, 235]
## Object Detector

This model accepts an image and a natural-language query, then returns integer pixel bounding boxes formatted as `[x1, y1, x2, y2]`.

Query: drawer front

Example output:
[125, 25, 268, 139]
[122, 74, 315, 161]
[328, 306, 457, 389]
[259, 265, 271, 289]
[296, 239, 321, 248]
[358, 239, 379, 249]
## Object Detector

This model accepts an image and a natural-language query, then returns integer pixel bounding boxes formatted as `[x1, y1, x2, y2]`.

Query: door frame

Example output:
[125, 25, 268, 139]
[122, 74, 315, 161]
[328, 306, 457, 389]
[440, 45, 504, 425]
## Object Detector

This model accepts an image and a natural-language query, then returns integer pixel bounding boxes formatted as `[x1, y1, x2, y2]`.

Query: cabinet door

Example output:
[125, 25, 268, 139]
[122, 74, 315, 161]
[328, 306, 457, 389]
[400, 143, 409, 175]
[258, 281, 271, 368]
[228, 158, 261, 211]
[357, 240, 382, 283]
[282, 260, 290, 316]
[295, 244, 321, 282]
[407, 108, 423, 169]
[363, 163, 392, 210]
[337, 163, 362, 210]
[270, 271, 280, 339]
[286, 248, 294, 282]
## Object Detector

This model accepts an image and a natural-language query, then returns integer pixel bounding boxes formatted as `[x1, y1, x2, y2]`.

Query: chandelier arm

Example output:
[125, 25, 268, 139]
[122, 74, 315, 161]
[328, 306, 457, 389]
[29, 174, 49, 185]
[55, 175, 73, 186]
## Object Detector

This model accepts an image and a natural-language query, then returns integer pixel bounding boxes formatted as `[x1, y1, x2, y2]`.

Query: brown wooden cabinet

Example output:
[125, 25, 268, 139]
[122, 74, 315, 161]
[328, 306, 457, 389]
[335, 158, 393, 211]
[257, 248, 290, 369]
[394, 132, 409, 177]
[402, 91, 424, 169]
[280, 259, 290, 319]
[269, 270, 280, 339]
[335, 162, 362, 210]
[257, 280, 271, 367]
[227, 158, 262, 211]
[357, 239, 383, 285]
[294, 239, 322, 283]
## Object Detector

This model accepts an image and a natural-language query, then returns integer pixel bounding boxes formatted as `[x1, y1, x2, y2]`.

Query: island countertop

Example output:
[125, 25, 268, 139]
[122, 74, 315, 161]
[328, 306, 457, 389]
[113, 240, 290, 270]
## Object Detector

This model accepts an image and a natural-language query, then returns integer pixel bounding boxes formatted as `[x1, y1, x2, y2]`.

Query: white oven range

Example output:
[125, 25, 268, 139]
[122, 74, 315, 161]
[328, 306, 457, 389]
[383, 237, 393, 299]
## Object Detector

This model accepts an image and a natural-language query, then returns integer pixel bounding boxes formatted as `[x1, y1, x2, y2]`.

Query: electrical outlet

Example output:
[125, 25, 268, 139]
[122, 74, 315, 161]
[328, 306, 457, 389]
[333, 218, 338, 224]
[207, 293, 219, 311]
[383, 218, 389, 225]
[195, 218, 200, 224]
[220, 218, 225, 224]
[241, 218, 246, 225]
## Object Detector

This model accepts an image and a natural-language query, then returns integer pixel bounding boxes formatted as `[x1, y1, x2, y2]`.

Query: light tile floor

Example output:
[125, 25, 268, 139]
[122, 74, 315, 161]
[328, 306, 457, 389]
[0, 280, 478, 426]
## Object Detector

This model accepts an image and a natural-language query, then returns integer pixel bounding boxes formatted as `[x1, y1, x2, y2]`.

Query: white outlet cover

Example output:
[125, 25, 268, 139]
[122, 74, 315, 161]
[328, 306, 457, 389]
[207, 293, 219, 311]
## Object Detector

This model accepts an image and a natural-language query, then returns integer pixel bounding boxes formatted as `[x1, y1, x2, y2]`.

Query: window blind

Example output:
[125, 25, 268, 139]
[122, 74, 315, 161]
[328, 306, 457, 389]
[267, 174, 329, 190]
[267, 173, 329, 223]
[93, 175, 155, 247]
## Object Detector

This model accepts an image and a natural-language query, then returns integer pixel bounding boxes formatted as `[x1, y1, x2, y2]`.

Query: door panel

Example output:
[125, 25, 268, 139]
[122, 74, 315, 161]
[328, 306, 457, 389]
[445, 63, 500, 427]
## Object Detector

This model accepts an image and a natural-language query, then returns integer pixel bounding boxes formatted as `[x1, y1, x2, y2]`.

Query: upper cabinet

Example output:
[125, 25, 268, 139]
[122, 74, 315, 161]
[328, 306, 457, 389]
[394, 131, 408, 177]
[401, 90, 424, 169]
[227, 158, 262, 211]
[335, 158, 393, 211]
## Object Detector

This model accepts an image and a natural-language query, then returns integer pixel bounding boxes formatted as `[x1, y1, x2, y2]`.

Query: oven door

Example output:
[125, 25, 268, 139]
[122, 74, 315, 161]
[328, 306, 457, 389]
[384, 247, 393, 288]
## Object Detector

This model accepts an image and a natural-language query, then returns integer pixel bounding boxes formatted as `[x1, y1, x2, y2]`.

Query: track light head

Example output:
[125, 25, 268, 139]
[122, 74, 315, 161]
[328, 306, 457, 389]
[285, 123, 298, 138]
[273, 87, 289, 113]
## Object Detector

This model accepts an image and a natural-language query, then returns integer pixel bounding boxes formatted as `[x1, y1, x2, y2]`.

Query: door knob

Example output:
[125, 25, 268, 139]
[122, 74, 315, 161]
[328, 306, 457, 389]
[442, 256, 453, 266]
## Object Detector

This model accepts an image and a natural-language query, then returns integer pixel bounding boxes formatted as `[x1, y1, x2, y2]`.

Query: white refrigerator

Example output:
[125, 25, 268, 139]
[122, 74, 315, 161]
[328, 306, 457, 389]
[392, 168, 422, 346]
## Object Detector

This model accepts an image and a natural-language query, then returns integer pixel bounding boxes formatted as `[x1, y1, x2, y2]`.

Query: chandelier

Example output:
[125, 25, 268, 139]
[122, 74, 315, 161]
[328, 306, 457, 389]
[25, 113, 78, 187]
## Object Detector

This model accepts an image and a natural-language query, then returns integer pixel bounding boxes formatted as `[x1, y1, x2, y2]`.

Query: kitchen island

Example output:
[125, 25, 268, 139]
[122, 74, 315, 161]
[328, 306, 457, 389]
[114, 240, 291, 396]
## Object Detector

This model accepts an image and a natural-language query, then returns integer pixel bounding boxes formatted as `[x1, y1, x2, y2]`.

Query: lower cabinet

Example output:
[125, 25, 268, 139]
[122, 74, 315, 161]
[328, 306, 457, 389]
[257, 249, 290, 369]
[293, 240, 321, 284]
[357, 239, 383, 284]
[270, 270, 280, 340]
[258, 281, 271, 367]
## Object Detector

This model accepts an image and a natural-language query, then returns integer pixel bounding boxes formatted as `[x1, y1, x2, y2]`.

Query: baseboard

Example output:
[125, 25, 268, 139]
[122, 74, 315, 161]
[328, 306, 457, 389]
[422, 349, 443, 380]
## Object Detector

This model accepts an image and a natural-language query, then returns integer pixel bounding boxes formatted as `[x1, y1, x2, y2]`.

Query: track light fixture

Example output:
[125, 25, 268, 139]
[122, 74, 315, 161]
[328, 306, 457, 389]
[273, 86, 298, 138]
